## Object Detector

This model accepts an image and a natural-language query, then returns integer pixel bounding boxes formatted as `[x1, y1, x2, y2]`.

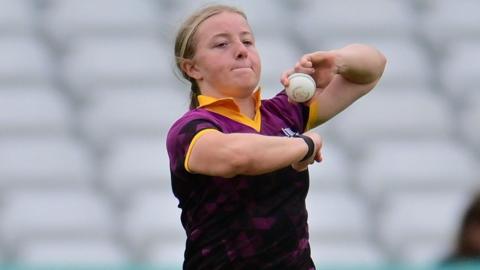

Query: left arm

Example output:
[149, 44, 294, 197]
[282, 44, 387, 128]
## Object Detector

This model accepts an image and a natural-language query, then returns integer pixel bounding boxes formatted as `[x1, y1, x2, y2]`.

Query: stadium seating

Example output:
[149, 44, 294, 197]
[62, 37, 172, 99]
[357, 139, 479, 202]
[307, 142, 353, 190]
[399, 239, 451, 265]
[0, 189, 116, 248]
[377, 191, 471, 255]
[310, 239, 386, 266]
[0, 88, 72, 136]
[1, 0, 480, 267]
[102, 136, 171, 197]
[294, 0, 415, 48]
[0, 36, 53, 86]
[144, 239, 185, 267]
[16, 238, 130, 265]
[461, 92, 480, 151]
[420, 0, 480, 48]
[0, 0, 36, 36]
[80, 89, 184, 146]
[122, 190, 184, 251]
[332, 89, 455, 149]
[0, 137, 94, 189]
[307, 190, 372, 241]
[42, 0, 164, 48]
[439, 40, 480, 99]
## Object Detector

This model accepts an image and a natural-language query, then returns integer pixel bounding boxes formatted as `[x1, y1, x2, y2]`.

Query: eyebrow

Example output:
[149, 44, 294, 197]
[210, 31, 253, 39]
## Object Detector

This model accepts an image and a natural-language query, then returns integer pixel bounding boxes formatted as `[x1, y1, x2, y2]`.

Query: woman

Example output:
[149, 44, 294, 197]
[166, 4, 386, 269]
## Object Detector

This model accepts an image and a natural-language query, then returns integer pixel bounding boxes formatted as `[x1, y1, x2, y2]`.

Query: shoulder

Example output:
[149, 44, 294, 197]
[167, 109, 222, 151]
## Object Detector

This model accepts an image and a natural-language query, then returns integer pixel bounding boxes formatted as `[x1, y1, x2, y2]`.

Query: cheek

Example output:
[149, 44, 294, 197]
[248, 51, 261, 73]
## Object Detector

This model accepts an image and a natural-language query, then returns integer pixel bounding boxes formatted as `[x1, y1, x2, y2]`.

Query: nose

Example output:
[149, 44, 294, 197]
[234, 41, 248, 59]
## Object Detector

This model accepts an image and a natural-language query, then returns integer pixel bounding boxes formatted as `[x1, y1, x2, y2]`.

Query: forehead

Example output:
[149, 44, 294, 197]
[196, 11, 252, 40]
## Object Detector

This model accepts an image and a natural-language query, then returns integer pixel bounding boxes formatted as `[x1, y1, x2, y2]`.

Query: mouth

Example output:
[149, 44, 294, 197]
[232, 66, 252, 71]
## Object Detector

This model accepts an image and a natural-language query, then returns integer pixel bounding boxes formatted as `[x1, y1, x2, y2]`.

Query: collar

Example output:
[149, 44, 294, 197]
[197, 88, 262, 132]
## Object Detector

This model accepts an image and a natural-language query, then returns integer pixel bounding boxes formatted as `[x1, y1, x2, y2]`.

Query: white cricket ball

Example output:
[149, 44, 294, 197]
[286, 73, 316, 103]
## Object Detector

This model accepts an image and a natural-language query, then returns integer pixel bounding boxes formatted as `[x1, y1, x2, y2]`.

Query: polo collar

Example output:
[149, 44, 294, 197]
[197, 88, 262, 132]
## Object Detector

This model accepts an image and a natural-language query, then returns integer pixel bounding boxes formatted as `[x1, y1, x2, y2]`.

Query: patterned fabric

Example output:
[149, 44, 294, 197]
[166, 90, 315, 270]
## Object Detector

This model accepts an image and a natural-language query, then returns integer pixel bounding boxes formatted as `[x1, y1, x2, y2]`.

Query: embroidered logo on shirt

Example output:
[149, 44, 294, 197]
[282, 128, 300, 138]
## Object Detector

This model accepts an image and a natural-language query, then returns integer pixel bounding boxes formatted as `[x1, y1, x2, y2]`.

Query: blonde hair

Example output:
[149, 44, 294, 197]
[174, 4, 247, 109]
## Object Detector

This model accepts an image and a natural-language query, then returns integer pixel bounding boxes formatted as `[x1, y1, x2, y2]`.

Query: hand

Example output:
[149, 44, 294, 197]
[281, 51, 339, 104]
[291, 131, 323, 172]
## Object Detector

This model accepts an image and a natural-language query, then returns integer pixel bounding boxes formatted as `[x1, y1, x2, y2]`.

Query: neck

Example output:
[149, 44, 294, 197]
[234, 96, 256, 119]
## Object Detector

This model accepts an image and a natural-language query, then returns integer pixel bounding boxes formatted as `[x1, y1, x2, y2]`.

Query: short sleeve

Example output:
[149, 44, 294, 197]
[166, 117, 221, 175]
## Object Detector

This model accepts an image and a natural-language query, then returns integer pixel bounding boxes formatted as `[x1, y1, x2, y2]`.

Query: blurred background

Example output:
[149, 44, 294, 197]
[0, 0, 479, 269]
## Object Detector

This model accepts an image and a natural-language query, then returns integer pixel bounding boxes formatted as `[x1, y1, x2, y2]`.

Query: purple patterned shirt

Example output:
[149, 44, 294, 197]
[166, 90, 316, 270]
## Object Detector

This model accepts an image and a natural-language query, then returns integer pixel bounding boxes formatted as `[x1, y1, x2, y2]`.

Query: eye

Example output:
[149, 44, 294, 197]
[215, 42, 228, 48]
[242, 40, 253, 46]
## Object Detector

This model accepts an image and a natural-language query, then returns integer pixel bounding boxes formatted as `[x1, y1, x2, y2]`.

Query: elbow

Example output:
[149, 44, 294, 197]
[375, 50, 387, 80]
[379, 52, 387, 74]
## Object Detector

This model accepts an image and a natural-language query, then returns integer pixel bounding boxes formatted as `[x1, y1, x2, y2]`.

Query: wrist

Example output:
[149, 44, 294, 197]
[295, 134, 315, 162]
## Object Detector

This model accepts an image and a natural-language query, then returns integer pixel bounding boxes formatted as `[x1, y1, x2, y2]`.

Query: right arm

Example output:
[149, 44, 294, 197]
[187, 130, 322, 178]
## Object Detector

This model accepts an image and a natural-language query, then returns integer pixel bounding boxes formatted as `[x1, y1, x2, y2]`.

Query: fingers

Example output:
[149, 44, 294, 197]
[280, 68, 294, 87]
[280, 54, 316, 87]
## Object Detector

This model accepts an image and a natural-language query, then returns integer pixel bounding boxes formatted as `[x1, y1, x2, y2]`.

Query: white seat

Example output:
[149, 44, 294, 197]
[399, 239, 451, 265]
[440, 41, 480, 98]
[144, 239, 184, 267]
[122, 191, 184, 249]
[0, 0, 35, 35]
[421, 0, 480, 47]
[310, 240, 385, 267]
[307, 142, 352, 190]
[17, 238, 130, 265]
[0, 37, 53, 86]
[62, 37, 171, 97]
[81, 89, 184, 146]
[0, 89, 72, 136]
[255, 36, 301, 98]
[295, 0, 414, 48]
[0, 137, 94, 189]
[307, 190, 371, 240]
[357, 139, 479, 201]
[43, 0, 163, 47]
[0, 190, 116, 246]
[332, 90, 454, 148]
[461, 92, 480, 151]
[102, 136, 171, 196]
[378, 191, 471, 252]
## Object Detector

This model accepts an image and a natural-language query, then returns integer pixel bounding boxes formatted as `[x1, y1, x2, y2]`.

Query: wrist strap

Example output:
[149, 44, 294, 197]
[295, 134, 315, 162]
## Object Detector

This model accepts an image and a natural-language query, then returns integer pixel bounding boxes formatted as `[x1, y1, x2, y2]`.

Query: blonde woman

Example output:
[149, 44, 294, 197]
[166, 4, 386, 269]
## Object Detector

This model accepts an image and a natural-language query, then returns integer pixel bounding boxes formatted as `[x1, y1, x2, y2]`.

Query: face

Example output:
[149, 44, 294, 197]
[184, 12, 261, 98]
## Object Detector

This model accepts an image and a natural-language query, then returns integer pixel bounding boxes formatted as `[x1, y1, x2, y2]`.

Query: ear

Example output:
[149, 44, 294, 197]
[181, 59, 203, 80]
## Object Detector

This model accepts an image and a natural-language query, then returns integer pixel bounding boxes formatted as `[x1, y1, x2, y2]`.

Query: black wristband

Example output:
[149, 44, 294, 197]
[295, 134, 315, 162]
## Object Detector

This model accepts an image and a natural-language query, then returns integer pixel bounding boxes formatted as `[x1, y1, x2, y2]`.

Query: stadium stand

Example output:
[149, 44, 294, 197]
[0, 0, 479, 268]
[0, 36, 53, 86]
[0, 88, 73, 136]
[0, 137, 94, 189]
[102, 136, 172, 197]
[377, 191, 472, 258]
[16, 238, 130, 265]
[0, 0, 36, 36]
